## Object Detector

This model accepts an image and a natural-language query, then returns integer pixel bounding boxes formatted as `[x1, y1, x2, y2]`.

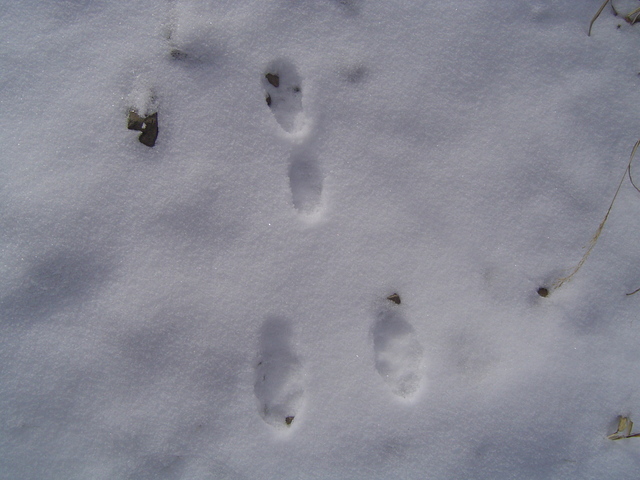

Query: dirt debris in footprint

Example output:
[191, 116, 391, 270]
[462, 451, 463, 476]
[127, 110, 158, 147]
[263, 60, 304, 134]
[387, 293, 401, 305]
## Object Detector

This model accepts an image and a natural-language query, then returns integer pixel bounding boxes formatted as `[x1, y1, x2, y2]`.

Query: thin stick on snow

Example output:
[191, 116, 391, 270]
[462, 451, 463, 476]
[589, 0, 611, 36]
[625, 7, 640, 24]
[553, 139, 640, 291]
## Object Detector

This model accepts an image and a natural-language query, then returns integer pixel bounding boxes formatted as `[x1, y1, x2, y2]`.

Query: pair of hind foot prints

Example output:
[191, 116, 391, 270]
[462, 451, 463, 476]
[254, 295, 425, 429]
[263, 60, 323, 216]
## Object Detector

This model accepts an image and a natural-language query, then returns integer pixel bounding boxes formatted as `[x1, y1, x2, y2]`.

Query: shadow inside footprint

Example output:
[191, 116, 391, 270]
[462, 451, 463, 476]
[254, 318, 304, 428]
[263, 59, 304, 133]
[288, 151, 323, 215]
[372, 306, 424, 398]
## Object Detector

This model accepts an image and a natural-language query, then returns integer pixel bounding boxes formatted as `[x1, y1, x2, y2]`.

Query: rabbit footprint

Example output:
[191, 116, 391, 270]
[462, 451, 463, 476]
[263, 59, 306, 134]
[288, 150, 323, 215]
[254, 318, 305, 428]
[372, 297, 424, 398]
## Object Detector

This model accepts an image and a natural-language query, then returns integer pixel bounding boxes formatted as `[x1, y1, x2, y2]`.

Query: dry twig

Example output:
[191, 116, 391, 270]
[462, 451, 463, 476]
[553, 139, 640, 292]
[589, 0, 612, 36]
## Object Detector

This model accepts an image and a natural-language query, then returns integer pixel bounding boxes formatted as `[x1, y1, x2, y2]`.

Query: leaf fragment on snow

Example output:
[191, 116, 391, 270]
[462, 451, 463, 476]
[607, 416, 640, 440]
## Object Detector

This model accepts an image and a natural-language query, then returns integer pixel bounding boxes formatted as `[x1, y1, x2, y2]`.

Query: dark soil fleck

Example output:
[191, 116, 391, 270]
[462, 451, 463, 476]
[128, 111, 158, 147]
[138, 112, 158, 147]
[387, 293, 401, 305]
[170, 49, 188, 60]
[266, 73, 280, 88]
[127, 111, 145, 131]
[537, 287, 549, 298]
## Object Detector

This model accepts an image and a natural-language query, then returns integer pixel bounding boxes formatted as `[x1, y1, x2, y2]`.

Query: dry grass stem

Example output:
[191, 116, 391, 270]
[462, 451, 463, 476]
[589, 0, 612, 36]
[553, 139, 640, 291]
[626, 7, 640, 24]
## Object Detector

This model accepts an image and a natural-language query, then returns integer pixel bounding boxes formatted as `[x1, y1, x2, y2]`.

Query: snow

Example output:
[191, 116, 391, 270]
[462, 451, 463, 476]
[3, 0, 640, 478]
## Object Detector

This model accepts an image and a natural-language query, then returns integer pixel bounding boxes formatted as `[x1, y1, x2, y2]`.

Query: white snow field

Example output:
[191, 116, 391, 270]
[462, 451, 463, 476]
[4, 0, 640, 478]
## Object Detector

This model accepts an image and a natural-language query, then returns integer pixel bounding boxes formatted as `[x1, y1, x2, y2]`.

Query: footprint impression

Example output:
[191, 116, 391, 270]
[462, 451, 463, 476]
[288, 149, 323, 215]
[263, 59, 305, 134]
[254, 318, 305, 428]
[263, 60, 324, 216]
[372, 294, 424, 398]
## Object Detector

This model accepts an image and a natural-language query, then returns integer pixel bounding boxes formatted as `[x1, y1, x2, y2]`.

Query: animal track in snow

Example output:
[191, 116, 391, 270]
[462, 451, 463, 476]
[372, 300, 424, 398]
[288, 150, 323, 215]
[254, 318, 304, 428]
[262, 60, 323, 217]
[263, 59, 306, 134]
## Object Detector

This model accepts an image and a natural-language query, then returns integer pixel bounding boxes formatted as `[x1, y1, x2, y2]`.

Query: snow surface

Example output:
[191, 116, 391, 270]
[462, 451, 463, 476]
[3, 0, 640, 478]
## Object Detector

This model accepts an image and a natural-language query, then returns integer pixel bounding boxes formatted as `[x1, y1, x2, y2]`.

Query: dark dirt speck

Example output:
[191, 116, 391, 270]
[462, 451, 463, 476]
[266, 73, 280, 88]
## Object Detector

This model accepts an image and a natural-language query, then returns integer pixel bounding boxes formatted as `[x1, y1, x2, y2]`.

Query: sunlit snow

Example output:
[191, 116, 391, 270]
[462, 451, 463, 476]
[3, 1, 640, 478]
